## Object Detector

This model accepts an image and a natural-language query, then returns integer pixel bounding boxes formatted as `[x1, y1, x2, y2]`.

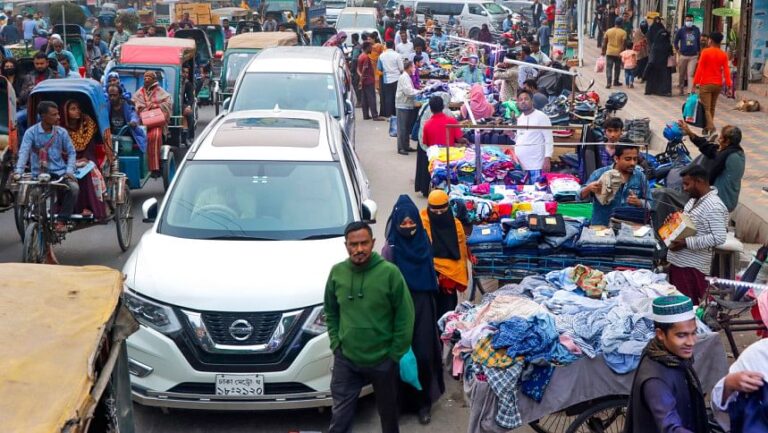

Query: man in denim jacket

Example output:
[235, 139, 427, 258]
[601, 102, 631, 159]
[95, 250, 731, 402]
[579, 144, 648, 225]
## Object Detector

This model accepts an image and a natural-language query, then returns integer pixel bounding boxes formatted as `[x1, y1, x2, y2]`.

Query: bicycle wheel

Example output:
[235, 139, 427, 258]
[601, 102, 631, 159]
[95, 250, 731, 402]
[565, 398, 627, 433]
[14, 202, 26, 241]
[530, 412, 578, 433]
[22, 222, 45, 263]
[115, 189, 133, 252]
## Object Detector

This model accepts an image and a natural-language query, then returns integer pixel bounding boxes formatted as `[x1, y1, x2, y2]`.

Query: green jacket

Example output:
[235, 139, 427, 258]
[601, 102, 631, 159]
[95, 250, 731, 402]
[324, 252, 415, 367]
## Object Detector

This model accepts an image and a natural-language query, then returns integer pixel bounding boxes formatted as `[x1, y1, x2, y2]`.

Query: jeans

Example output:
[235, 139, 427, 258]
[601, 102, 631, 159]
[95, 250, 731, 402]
[677, 55, 697, 93]
[624, 68, 635, 85]
[698, 83, 722, 132]
[606, 55, 621, 85]
[329, 352, 400, 433]
[360, 83, 378, 119]
[590, 19, 597, 38]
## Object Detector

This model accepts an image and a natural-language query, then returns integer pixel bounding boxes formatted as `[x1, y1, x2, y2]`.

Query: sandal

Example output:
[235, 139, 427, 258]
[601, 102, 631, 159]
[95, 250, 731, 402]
[82, 209, 93, 217]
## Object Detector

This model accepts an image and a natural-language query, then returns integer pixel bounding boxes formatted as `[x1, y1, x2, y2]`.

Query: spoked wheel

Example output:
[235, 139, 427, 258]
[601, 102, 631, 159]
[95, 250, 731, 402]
[565, 398, 627, 433]
[530, 412, 579, 433]
[161, 149, 177, 191]
[22, 221, 45, 263]
[115, 189, 133, 252]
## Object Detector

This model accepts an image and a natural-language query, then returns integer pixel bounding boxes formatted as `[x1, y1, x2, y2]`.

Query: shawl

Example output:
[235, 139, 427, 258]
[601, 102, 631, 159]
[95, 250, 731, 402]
[420, 207, 469, 286]
[649, 30, 672, 64]
[323, 31, 347, 47]
[62, 100, 97, 152]
[385, 194, 438, 292]
[632, 28, 648, 59]
[133, 83, 172, 124]
[461, 84, 494, 119]
[710, 142, 744, 185]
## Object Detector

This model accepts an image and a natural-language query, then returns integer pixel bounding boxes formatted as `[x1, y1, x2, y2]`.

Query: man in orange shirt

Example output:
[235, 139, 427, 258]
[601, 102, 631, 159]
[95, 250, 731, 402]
[693, 32, 732, 135]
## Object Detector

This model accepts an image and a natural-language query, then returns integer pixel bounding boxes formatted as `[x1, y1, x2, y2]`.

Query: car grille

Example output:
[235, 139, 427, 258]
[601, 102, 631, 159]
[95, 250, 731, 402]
[202, 312, 282, 345]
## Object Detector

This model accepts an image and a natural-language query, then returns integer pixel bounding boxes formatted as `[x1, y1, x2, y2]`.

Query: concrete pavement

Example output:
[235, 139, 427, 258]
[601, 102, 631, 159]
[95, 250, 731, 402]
[575, 40, 768, 244]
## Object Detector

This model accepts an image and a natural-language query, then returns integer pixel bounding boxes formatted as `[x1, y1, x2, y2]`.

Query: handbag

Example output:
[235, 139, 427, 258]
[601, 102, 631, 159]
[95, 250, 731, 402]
[139, 88, 168, 129]
[594, 56, 605, 73]
[388, 115, 398, 137]
[667, 54, 677, 68]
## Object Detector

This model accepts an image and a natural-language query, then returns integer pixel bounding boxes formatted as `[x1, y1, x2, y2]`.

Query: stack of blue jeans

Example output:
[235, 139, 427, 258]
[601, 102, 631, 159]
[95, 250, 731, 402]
[615, 223, 657, 260]
[575, 226, 616, 258]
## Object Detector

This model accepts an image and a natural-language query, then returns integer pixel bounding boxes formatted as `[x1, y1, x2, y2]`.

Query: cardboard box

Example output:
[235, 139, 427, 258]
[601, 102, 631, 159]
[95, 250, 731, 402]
[658, 212, 697, 246]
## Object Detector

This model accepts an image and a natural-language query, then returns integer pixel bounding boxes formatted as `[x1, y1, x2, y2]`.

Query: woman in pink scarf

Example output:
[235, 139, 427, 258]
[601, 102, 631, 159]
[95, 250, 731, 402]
[461, 84, 494, 120]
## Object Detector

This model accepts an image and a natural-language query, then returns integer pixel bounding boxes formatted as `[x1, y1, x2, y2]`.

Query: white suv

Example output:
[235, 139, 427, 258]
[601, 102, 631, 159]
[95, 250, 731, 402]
[123, 109, 376, 410]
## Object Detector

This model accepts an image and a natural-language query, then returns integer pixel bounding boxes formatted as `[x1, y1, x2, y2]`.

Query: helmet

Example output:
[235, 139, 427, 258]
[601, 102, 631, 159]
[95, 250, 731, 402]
[663, 122, 684, 142]
[586, 91, 600, 104]
[605, 91, 628, 111]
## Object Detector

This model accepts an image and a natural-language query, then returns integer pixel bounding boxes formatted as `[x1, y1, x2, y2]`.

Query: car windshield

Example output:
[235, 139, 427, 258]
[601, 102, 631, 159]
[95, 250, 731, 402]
[224, 52, 258, 90]
[233, 72, 340, 117]
[483, 2, 506, 14]
[335, 13, 377, 29]
[159, 161, 352, 240]
[325, 0, 348, 8]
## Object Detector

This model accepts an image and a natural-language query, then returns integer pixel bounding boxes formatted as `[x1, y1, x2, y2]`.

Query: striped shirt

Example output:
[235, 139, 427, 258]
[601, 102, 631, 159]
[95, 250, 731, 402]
[667, 188, 728, 275]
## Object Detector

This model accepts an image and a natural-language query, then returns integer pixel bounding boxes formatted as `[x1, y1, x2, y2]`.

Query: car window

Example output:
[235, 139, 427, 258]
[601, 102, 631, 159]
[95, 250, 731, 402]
[233, 72, 340, 117]
[160, 161, 352, 240]
[417, 2, 463, 16]
[335, 12, 377, 29]
[468, 4, 487, 15]
[224, 52, 258, 90]
[483, 2, 505, 14]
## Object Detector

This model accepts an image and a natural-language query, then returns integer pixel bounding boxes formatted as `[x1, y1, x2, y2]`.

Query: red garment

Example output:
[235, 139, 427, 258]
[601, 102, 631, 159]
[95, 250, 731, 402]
[693, 47, 732, 88]
[384, 27, 395, 43]
[668, 264, 708, 305]
[545, 5, 555, 22]
[422, 112, 463, 146]
[358, 52, 375, 85]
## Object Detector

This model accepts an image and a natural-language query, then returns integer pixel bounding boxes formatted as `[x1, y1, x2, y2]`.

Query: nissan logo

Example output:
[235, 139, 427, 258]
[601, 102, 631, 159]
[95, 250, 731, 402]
[228, 319, 254, 341]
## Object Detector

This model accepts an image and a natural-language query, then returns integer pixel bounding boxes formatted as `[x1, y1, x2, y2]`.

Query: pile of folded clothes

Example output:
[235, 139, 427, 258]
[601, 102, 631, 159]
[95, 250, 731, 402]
[574, 225, 616, 258]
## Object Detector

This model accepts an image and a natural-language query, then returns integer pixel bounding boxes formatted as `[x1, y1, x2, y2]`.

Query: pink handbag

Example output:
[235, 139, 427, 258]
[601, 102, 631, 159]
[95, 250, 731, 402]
[139, 108, 167, 128]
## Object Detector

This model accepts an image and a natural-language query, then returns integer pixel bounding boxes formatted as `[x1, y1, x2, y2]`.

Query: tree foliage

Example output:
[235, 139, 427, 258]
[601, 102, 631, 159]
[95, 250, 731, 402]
[49, 2, 87, 27]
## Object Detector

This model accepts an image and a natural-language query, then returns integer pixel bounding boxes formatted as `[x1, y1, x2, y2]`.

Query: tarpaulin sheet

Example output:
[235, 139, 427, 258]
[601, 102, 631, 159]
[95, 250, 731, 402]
[119, 37, 196, 66]
[227, 32, 298, 49]
[0, 264, 123, 433]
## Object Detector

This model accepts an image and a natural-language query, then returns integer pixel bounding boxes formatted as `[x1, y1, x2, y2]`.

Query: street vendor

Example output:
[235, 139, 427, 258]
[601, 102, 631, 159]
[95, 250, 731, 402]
[455, 55, 485, 85]
[429, 26, 447, 52]
[515, 89, 553, 183]
[579, 144, 649, 226]
[625, 295, 708, 433]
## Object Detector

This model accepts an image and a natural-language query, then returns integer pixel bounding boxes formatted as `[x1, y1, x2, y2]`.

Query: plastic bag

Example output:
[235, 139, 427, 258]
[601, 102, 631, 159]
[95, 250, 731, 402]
[399, 348, 422, 390]
[595, 56, 606, 73]
[388, 116, 398, 137]
[682, 93, 699, 123]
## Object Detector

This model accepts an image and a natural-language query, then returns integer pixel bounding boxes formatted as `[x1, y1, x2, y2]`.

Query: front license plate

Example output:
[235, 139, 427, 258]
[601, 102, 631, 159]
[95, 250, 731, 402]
[215, 374, 264, 397]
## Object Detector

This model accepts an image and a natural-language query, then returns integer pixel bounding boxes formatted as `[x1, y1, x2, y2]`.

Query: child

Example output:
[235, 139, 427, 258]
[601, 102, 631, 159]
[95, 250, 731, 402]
[620, 40, 638, 88]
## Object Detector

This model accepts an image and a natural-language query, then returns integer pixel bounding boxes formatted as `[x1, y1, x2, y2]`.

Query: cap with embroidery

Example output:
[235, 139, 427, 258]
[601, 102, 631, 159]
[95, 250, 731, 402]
[652, 295, 695, 323]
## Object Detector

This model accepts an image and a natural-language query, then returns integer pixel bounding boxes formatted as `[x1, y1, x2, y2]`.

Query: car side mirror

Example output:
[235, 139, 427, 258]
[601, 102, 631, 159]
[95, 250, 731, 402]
[362, 199, 377, 224]
[223, 97, 231, 111]
[345, 99, 354, 115]
[142, 197, 158, 223]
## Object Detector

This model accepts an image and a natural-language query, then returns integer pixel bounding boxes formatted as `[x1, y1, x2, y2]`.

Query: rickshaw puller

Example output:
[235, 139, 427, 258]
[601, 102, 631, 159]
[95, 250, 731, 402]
[14, 101, 79, 233]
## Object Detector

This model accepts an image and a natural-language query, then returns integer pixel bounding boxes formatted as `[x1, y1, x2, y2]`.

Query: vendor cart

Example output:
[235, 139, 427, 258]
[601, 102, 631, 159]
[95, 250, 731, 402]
[0, 264, 138, 433]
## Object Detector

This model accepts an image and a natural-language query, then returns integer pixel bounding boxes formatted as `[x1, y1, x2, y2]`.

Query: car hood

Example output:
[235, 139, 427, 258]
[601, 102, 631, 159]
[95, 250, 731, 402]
[124, 233, 348, 312]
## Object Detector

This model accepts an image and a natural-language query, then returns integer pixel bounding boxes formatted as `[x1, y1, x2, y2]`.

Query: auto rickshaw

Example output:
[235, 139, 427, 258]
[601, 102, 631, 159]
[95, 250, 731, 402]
[236, 20, 263, 34]
[174, 28, 220, 113]
[199, 24, 226, 54]
[219, 32, 298, 103]
[0, 263, 137, 433]
[20, 79, 136, 261]
[111, 37, 196, 148]
[52, 24, 89, 71]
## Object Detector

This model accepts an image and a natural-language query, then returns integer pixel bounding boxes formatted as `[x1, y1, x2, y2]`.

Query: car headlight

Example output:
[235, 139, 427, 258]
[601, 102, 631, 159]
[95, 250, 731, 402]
[123, 288, 182, 335]
[302, 305, 327, 335]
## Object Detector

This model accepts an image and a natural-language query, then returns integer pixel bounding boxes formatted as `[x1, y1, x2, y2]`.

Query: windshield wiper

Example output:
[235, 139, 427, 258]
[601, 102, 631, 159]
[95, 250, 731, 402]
[301, 234, 343, 240]
[204, 235, 277, 241]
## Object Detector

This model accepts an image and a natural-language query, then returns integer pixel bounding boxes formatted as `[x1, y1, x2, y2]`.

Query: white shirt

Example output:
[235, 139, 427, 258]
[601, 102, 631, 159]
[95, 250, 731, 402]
[515, 109, 553, 170]
[711, 339, 768, 432]
[395, 71, 418, 109]
[531, 51, 551, 66]
[396, 41, 414, 60]
[379, 49, 404, 84]
[394, 30, 411, 45]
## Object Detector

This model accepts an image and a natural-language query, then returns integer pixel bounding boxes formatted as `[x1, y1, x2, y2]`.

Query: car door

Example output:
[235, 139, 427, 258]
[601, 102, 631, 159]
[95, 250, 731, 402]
[341, 129, 370, 199]
[336, 57, 356, 147]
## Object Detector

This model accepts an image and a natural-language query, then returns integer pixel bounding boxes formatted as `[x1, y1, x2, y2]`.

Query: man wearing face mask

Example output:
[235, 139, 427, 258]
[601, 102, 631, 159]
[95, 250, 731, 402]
[674, 14, 701, 96]
[324, 221, 414, 433]
[420, 190, 471, 316]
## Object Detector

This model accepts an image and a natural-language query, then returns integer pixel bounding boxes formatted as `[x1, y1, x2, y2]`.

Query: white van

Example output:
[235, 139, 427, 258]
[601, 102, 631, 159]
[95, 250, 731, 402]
[414, 0, 507, 39]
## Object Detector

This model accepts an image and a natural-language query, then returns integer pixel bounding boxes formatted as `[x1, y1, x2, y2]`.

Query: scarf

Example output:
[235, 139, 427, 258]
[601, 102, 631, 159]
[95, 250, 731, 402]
[709, 142, 743, 185]
[462, 84, 494, 119]
[645, 338, 710, 433]
[385, 194, 438, 292]
[428, 207, 460, 260]
[63, 101, 97, 152]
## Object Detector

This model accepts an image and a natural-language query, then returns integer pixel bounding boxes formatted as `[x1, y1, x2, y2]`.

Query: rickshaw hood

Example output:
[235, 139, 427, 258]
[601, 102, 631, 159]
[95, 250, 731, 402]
[124, 234, 348, 311]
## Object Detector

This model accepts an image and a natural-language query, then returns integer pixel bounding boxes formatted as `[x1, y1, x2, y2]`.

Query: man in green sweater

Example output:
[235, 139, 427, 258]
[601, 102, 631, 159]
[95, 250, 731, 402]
[325, 221, 415, 433]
